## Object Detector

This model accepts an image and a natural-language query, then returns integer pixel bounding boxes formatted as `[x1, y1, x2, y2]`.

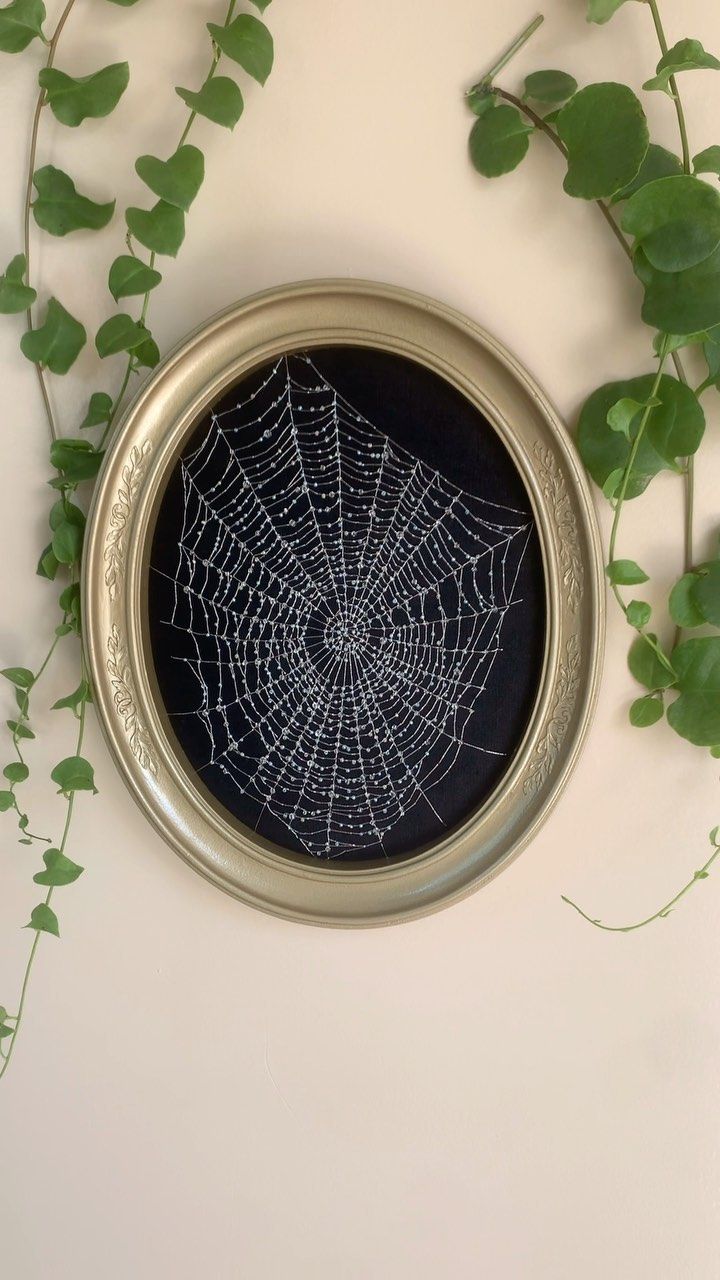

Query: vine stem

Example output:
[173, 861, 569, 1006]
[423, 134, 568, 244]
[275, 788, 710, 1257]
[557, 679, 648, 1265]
[646, 0, 695, 579]
[562, 837, 720, 932]
[100, 0, 239, 450]
[23, 0, 79, 445]
[0, 654, 88, 1080]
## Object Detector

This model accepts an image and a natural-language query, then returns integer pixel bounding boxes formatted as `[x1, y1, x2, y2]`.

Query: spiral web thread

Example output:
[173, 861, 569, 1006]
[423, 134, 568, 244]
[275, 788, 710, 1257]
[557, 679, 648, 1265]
[157, 354, 533, 858]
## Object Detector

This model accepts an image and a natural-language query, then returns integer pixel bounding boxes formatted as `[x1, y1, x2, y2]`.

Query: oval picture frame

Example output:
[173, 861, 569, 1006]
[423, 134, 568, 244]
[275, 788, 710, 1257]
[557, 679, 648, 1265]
[83, 280, 604, 926]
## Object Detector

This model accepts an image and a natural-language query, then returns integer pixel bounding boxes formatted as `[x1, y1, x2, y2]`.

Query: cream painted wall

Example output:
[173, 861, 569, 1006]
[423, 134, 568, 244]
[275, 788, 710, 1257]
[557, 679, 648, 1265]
[1, 2, 719, 1276]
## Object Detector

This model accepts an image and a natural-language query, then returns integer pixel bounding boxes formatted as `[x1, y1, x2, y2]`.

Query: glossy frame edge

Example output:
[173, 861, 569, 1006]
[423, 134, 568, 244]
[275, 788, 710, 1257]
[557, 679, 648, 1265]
[83, 280, 605, 927]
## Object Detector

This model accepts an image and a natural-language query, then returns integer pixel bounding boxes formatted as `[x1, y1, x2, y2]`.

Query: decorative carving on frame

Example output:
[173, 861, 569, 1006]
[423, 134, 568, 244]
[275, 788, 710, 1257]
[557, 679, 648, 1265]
[106, 624, 158, 775]
[524, 633, 581, 796]
[533, 442, 583, 613]
[104, 441, 152, 601]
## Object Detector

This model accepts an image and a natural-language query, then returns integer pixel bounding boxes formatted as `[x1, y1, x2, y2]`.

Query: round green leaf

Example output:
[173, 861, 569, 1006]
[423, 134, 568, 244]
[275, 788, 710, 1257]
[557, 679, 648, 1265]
[469, 104, 533, 178]
[39, 62, 130, 128]
[135, 145, 204, 213]
[621, 175, 720, 272]
[629, 695, 664, 728]
[51, 520, 83, 566]
[586, 0, 635, 23]
[175, 77, 244, 130]
[208, 13, 274, 85]
[20, 297, 86, 375]
[523, 70, 577, 105]
[3, 761, 28, 783]
[669, 573, 706, 628]
[32, 165, 115, 237]
[1, 666, 33, 689]
[667, 637, 720, 745]
[628, 633, 676, 691]
[126, 201, 185, 257]
[556, 82, 649, 200]
[611, 144, 684, 204]
[626, 600, 652, 629]
[606, 559, 648, 585]
[0, 790, 15, 812]
[692, 562, 720, 625]
[50, 437, 103, 483]
[638, 245, 720, 334]
[577, 374, 705, 497]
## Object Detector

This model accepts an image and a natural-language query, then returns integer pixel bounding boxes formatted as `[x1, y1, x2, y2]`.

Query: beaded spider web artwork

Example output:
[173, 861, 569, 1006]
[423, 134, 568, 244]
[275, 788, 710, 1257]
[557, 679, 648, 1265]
[150, 350, 541, 862]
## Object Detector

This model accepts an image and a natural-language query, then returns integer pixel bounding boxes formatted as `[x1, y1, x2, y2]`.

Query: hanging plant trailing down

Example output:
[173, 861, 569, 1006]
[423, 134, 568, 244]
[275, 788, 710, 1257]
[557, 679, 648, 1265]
[463, 0, 720, 930]
[0, 0, 277, 1079]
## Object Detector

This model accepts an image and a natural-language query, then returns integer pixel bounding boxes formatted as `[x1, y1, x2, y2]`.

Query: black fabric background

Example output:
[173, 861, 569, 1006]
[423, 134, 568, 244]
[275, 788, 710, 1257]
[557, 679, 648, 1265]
[148, 346, 546, 864]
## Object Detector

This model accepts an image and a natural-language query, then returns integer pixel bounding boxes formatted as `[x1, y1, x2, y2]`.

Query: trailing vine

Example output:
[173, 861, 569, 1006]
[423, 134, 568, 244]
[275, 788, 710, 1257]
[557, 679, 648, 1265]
[464, 0, 720, 928]
[0, 0, 277, 1078]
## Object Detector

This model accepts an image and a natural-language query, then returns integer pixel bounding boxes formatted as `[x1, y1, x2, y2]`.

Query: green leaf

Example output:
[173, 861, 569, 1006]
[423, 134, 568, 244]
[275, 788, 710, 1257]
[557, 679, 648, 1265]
[667, 637, 720, 745]
[50, 754, 97, 795]
[606, 558, 648, 585]
[49, 498, 85, 533]
[610, 144, 684, 205]
[4, 761, 28, 783]
[466, 87, 496, 118]
[36, 542, 59, 579]
[622, 175, 720, 273]
[1, 667, 33, 689]
[126, 201, 185, 257]
[32, 165, 115, 237]
[208, 13, 274, 85]
[96, 312, 148, 357]
[26, 902, 59, 937]
[52, 679, 91, 716]
[578, 373, 705, 497]
[556, 82, 649, 200]
[626, 600, 652, 629]
[0, 790, 15, 812]
[602, 468, 624, 500]
[638, 244, 720, 333]
[7, 720, 35, 740]
[644, 39, 720, 95]
[692, 562, 720, 625]
[80, 390, 113, 428]
[51, 520, 82, 566]
[669, 572, 706, 628]
[469, 104, 533, 178]
[135, 145, 204, 212]
[0, 253, 36, 313]
[693, 146, 720, 178]
[653, 329, 711, 356]
[134, 334, 159, 369]
[109, 253, 162, 303]
[628, 633, 676, 691]
[586, 0, 636, 23]
[20, 297, 85, 374]
[39, 62, 129, 127]
[104, 0, 143, 5]
[249, 0, 272, 10]
[175, 76, 244, 130]
[33, 847, 83, 887]
[606, 396, 652, 441]
[0, 0, 45, 53]
[50, 437, 103, 483]
[522, 70, 577, 105]
[629, 695, 664, 727]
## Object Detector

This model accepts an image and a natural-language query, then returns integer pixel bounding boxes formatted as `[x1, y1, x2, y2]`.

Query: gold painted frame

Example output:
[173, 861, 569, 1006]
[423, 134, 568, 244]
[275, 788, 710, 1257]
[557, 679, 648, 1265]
[83, 281, 604, 926]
